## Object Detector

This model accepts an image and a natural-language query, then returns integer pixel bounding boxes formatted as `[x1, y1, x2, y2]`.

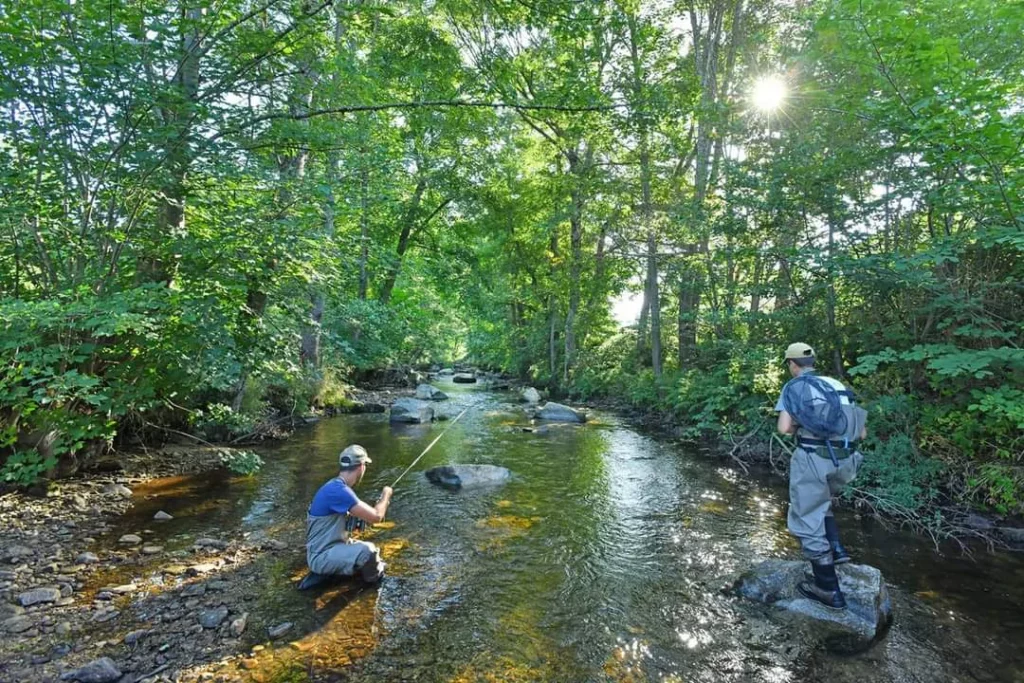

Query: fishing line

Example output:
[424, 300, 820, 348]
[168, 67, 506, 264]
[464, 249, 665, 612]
[389, 406, 470, 489]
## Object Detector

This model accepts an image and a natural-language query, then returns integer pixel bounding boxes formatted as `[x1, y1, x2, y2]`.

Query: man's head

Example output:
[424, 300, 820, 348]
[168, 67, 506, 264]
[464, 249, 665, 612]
[338, 444, 372, 483]
[784, 342, 815, 377]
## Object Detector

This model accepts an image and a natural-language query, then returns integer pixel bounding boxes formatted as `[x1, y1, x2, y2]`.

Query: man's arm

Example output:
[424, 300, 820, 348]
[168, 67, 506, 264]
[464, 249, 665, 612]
[348, 486, 393, 524]
[777, 410, 796, 435]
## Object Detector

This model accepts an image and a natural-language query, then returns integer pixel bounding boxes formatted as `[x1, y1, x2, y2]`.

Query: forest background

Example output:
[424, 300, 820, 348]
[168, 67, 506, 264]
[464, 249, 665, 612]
[1, 0, 1021, 527]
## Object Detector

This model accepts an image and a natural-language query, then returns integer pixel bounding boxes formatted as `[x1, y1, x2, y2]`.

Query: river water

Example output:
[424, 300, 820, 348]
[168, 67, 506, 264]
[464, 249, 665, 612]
[107, 381, 1024, 682]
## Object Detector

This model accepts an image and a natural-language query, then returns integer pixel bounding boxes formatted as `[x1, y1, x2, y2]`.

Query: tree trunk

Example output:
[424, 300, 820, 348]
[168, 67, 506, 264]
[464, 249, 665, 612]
[357, 165, 370, 300]
[379, 175, 427, 304]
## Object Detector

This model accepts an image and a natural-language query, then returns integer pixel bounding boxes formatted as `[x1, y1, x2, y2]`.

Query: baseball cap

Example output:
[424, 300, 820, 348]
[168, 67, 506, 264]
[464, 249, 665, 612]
[784, 342, 815, 361]
[339, 444, 372, 468]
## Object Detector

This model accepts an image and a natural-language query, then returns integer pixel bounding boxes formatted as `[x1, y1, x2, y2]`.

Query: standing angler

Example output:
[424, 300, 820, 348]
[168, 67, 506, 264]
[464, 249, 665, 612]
[776, 343, 868, 609]
[301, 445, 391, 590]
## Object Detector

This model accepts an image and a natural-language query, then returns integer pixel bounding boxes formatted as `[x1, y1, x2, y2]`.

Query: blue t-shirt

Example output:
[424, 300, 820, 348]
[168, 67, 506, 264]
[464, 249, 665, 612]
[308, 478, 359, 517]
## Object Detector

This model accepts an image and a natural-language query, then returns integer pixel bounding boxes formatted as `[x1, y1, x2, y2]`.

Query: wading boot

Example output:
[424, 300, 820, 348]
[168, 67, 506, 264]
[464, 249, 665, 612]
[797, 556, 847, 610]
[357, 553, 386, 585]
[824, 515, 851, 564]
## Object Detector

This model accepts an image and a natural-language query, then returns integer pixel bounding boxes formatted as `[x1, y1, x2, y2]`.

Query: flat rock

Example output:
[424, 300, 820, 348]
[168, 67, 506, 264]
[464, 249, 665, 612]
[452, 373, 477, 384]
[3, 615, 33, 633]
[181, 583, 207, 598]
[200, 606, 229, 629]
[141, 545, 163, 555]
[100, 483, 133, 499]
[75, 552, 99, 565]
[734, 560, 893, 653]
[60, 656, 122, 682]
[153, 511, 173, 521]
[18, 586, 62, 606]
[118, 534, 142, 545]
[186, 563, 218, 576]
[194, 537, 228, 550]
[101, 584, 137, 595]
[124, 628, 149, 645]
[268, 622, 293, 639]
[425, 464, 511, 490]
[415, 383, 449, 401]
[536, 402, 587, 423]
[389, 398, 434, 424]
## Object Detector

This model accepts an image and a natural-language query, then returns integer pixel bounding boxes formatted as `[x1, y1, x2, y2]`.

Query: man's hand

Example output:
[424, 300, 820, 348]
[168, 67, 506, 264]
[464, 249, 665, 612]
[381, 486, 394, 500]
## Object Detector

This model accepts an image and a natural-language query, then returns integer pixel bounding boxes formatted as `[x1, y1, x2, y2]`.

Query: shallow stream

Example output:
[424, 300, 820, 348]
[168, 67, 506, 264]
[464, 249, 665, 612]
[102, 381, 1024, 682]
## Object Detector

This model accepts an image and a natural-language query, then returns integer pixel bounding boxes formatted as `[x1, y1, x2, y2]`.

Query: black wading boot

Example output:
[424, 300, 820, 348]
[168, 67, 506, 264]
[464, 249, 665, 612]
[357, 552, 386, 585]
[797, 556, 847, 610]
[824, 516, 851, 564]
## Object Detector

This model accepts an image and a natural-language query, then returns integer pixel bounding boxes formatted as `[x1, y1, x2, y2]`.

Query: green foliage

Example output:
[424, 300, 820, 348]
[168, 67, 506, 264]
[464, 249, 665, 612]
[849, 433, 944, 514]
[218, 449, 264, 477]
[0, 450, 58, 487]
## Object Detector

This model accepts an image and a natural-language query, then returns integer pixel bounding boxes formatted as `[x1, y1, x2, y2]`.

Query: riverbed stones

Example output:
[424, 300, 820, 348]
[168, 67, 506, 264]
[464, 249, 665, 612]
[118, 534, 142, 545]
[75, 552, 99, 565]
[425, 465, 512, 490]
[153, 510, 173, 521]
[389, 398, 434, 424]
[59, 656, 121, 682]
[200, 606, 229, 629]
[141, 545, 163, 555]
[194, 537, 228, 550]
[230, 613, 248, 637]
[415, 384, 449, 401]
[17, 586, 62, 607]
[521, 387, 541, 404]
[536, 402, 587, 423]
[452, 373, 477, 384]
[734, 560, 893, 653]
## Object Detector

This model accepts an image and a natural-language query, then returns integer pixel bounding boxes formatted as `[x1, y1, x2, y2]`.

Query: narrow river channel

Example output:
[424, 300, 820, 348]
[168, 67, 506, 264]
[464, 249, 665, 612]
[101, 380, 1024, 682]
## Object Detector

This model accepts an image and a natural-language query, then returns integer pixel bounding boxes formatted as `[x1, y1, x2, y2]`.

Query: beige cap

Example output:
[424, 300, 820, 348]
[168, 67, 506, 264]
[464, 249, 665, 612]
[339, 444, 372, 468]
[784, 342, 815, 361]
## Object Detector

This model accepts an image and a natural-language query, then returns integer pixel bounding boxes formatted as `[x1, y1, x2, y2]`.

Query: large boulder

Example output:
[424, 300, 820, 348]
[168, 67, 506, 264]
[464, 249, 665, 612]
[452, 373, 477, 384]
[536, 401, 587, 423]
[425, 465, 511, 490]
[734, 560, 893, 654]
[389, 398, 434, 424]
[415, 384, 449, 401]
[521, 387, 541, 404]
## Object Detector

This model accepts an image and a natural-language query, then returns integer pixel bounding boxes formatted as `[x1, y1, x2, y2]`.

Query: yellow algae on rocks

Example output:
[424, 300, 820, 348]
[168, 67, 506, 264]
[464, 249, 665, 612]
[496, 499, 514, 508]
[472, 515, 542, 552]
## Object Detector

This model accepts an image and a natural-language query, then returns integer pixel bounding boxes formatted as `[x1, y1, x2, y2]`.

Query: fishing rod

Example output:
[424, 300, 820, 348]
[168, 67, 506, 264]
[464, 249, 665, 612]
[390, 406, 470, 489]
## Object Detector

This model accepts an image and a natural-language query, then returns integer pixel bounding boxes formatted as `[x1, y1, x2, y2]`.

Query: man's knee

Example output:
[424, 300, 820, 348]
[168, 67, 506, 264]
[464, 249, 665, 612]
[353, 543, 385, 583]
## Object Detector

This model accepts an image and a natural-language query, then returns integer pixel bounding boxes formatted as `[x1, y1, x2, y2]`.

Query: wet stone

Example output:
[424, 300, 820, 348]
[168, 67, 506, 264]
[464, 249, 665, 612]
[100, 483, 133, 499]
[200, 606, 229, 629]
[230, 613, 248, 637]
[267, 622, 292, 639]
[3, 615, 33, 633]
[92, 609, 119, 623]
[194, 538, 228, 550]
[59, 656, 122, 682]
[181, 583, 207, 598]
[124, 628, 149, 645]
[118, 534, 142, 545]
[153, 511, 173, 521]
[187, 563, 218, 576]
[141, 546, 163, 555]
[18, 586, 62, 606]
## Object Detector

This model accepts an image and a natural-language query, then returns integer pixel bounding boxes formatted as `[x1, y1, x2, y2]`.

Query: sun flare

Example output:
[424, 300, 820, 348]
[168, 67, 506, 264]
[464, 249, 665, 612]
[751, 75, 787, 113]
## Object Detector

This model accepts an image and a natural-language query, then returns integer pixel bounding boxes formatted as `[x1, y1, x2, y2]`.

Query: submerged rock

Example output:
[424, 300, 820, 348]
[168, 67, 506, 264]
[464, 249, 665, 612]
[536, 402, 587, 423]
[415, 384, 449, 401]
[153, 510, 173, 521]
[389, 398, 434, 424]
[734, 560, 893, 653]
[425, 464, 511, 490]
[17, 587, 62, 607]
[521, 387, 541, 404]
[452, 373, 477, 384]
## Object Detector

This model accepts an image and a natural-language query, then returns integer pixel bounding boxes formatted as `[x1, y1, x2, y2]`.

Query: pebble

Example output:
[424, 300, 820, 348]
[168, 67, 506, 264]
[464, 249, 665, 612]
[100, 483, 133, 499]
[92, 609, 119, 623]
[75, 552, 99, 565]
[0, 603, 25, 618]
[3, 615, 34, 634]
[102, 584, 137, 595]
[229, 613, 248, 637]
[17, 586, 62, 606]
[200, 606, 229, 629]
[240, 658, 258, 670]
[153, 510, 174, 521]
[142, 545, 164, 555]
[124, 628, 149, 645]
[194, 537, 228, 550]
[59, 656, 122, 682]
[181, 583, 207, 598]
[56, 621, 72, 636]
[118, 534, 142, 545]
[267, 622, 292, 639]
[187, 563, 218, 576]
